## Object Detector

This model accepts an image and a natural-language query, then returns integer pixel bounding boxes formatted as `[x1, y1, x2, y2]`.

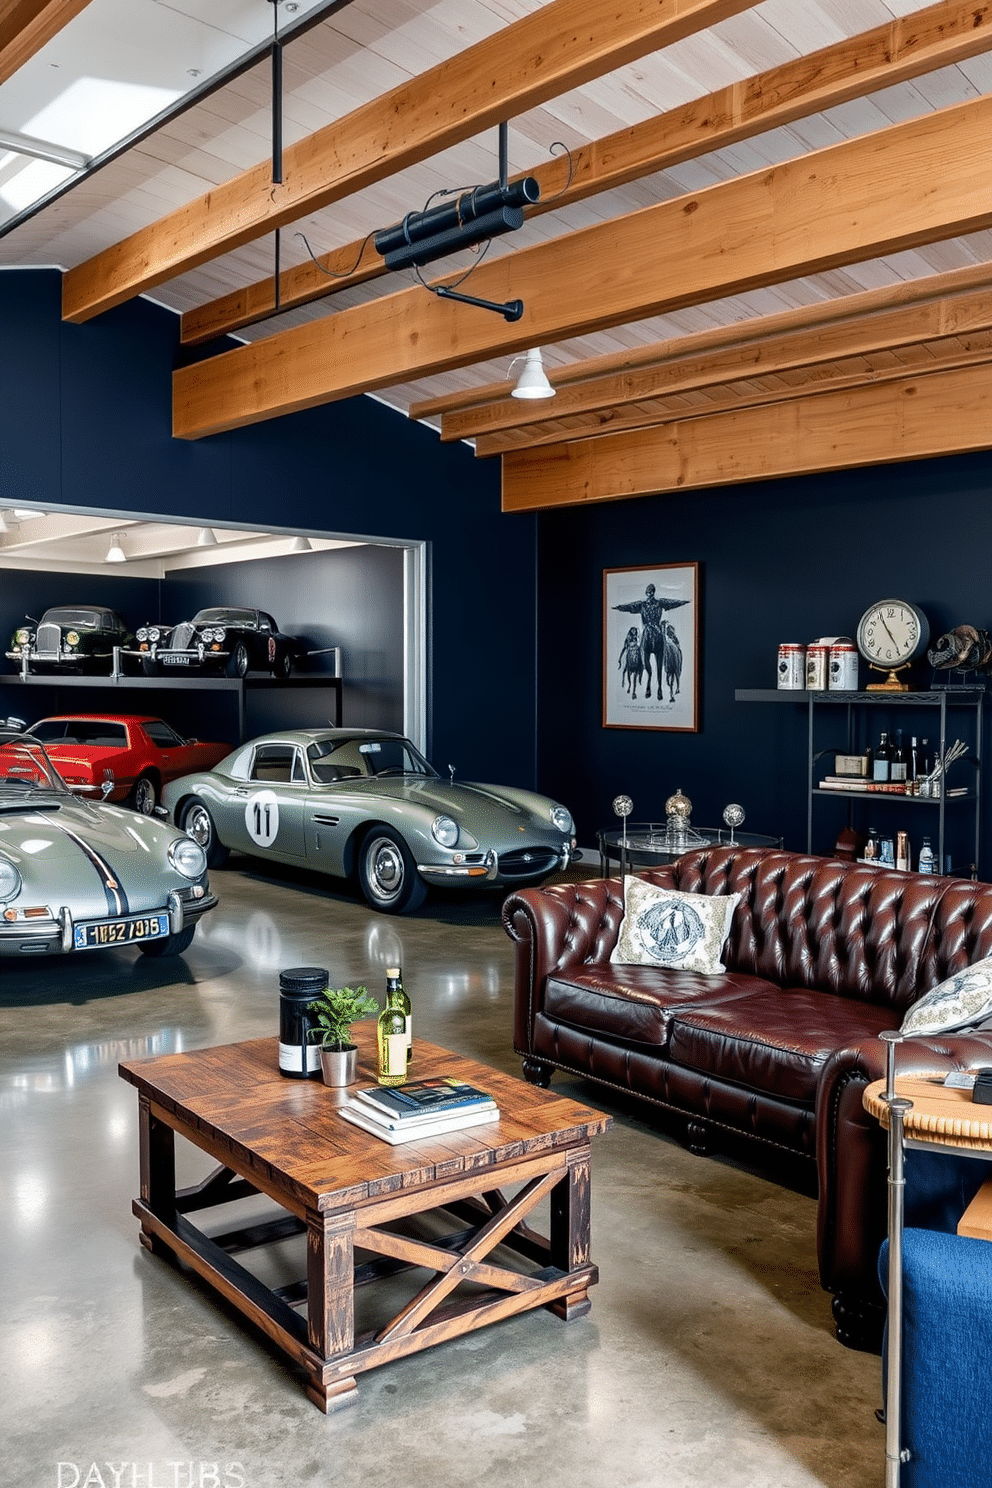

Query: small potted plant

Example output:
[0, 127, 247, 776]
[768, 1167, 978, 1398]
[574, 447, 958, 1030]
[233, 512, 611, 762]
[307, 984, 380, 1087]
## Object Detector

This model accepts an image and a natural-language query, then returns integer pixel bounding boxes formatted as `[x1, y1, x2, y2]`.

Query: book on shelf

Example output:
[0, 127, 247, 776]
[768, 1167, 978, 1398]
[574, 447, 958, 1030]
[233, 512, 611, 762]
[355, 1077, 496, 1121]
[340, 1099, 500, 1145]
[818, 778, 967, 797]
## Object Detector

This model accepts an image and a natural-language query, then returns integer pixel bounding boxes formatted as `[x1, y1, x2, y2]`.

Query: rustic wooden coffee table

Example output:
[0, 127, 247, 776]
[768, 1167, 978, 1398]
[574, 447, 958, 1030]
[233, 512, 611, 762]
[119, 1031, 611, 1410]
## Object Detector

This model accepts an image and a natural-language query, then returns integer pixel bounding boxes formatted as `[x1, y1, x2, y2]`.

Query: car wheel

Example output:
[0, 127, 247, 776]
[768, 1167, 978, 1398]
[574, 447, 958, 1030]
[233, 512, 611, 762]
[129, 774, 158, 815]
[178, 799, 229, 869]
[358, 828, 427, 914]
[226, 641, 250, 678]
[273, 649, 292, 679]
[138, 925, 196, 957]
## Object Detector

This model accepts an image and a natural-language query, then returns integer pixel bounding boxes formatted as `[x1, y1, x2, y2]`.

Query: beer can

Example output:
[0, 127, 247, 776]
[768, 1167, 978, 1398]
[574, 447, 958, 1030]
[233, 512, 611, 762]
[777, 643, 805, 690]
[828, 639, 859, 691]
[805, 642, 829, 691]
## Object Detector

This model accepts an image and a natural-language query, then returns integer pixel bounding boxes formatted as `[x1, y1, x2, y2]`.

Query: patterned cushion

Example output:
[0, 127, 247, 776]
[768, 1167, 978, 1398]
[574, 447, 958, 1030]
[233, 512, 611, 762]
[901, 957, 992, 1037]
[610, 878, 740, 975]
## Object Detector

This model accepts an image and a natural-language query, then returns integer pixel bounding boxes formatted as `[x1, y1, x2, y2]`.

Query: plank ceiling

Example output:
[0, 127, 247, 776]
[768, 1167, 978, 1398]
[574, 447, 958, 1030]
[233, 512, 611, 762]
[1, 0, 991, 511]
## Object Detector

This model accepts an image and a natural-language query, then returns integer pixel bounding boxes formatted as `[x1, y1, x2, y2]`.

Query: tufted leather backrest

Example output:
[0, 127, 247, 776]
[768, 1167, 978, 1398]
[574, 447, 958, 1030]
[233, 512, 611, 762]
[646, 846, 972, 1011]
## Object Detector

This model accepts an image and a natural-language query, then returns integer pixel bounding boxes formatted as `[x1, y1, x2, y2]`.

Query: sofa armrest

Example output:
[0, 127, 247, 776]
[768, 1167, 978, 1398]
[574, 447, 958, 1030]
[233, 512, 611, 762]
[815, 1030, 992, 1303]
[502, 875, 643, 1056]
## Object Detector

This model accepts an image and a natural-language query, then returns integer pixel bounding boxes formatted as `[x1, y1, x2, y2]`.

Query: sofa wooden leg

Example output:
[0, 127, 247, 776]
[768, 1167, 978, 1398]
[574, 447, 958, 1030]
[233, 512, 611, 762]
[686, 1121, 711, 1156]
[831, 1291, 884, 1354]
[521, 1057, 553, 1088]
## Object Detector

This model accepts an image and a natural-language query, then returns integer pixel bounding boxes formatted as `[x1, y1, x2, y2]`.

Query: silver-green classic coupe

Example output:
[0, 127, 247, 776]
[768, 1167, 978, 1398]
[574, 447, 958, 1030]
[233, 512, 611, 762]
[0, 735, 216, 956]
[161, 728, 577, 914]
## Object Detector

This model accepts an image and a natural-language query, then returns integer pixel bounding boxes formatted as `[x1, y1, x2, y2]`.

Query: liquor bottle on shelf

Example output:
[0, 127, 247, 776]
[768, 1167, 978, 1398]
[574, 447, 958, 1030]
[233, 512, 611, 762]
[873, 733, 892, 783]
[896, 831, 911, 872]
[891, 730, 907, 783]
[377, 976, 408, 1087]
[909, 735, 920, 782]
[918, 837, 935, 874]
[386, 965, 412, 1063]
[864, 827, 880, 862]
[919, 738, 932, 778]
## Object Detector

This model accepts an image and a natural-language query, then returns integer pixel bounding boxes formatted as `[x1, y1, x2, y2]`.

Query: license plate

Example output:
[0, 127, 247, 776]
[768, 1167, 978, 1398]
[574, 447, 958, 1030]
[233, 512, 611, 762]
[73, 914, 169, 950]
[163, 655, 189, 666]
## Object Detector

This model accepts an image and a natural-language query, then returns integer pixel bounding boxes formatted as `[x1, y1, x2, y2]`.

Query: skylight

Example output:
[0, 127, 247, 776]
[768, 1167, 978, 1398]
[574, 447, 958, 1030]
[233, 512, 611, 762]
[0, 77, 181, 215]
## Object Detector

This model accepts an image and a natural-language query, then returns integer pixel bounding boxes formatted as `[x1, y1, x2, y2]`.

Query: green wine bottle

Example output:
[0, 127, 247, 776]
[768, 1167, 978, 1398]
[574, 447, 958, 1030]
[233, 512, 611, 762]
[377, 975, 407, 1086]
[387, 965, 412, 1063]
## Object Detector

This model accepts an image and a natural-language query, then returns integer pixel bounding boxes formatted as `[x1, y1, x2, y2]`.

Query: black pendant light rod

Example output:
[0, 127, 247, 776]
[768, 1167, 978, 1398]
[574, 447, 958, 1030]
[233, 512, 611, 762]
[270, 0, 283, 185]
[498, 120, 508, 190]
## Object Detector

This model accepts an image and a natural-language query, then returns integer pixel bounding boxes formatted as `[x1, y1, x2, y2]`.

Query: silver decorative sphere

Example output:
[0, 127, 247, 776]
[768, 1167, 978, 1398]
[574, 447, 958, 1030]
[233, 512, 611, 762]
[612, 794, 633, 818]
[665, 787, 691, 822]
[723, 803, 745, 829]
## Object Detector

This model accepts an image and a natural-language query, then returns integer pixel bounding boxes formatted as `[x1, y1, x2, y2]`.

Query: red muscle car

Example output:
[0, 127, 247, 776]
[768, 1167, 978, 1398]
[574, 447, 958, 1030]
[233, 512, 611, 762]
[27, 715, 232, 815]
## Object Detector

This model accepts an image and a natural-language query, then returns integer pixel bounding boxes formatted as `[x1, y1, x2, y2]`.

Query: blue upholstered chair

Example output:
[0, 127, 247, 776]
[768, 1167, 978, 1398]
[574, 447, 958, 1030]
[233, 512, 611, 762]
[879, 1151, 992, 1488]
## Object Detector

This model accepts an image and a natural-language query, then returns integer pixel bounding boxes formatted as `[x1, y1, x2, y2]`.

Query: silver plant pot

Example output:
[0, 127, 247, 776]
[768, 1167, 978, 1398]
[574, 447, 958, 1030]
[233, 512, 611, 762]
[319, 1044, 358, 1087]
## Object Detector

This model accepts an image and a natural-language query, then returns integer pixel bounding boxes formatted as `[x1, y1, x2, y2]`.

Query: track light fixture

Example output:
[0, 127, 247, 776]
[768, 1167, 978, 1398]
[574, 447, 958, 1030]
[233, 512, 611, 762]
[105, 533, 126, 564]
[509, 348, 556, 399]
[290, 535, 312, 552]
[197, 527, 218, 546]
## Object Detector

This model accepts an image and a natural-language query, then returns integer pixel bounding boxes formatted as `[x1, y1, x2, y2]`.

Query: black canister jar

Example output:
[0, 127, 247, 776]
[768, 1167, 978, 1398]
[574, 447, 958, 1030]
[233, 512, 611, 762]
[278, 965, 328, 1079]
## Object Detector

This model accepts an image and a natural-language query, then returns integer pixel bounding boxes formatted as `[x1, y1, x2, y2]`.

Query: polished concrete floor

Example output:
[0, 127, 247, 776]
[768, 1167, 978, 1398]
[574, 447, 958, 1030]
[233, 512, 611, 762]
[1, 856, 884, 1488]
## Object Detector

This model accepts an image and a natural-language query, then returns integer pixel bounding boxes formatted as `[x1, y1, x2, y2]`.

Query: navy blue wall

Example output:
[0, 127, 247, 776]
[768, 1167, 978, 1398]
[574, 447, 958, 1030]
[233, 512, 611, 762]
[536, 456, 992, 874]
[0, 269, 538, 789]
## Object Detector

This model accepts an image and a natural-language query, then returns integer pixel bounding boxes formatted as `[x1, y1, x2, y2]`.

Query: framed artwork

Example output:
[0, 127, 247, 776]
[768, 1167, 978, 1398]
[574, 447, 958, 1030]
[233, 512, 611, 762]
[603, 562, 699, 731]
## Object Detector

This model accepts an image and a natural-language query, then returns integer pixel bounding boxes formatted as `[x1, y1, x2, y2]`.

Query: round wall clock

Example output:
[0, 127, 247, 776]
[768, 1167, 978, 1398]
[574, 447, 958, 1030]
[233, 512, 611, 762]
[856, 598, 930, 688]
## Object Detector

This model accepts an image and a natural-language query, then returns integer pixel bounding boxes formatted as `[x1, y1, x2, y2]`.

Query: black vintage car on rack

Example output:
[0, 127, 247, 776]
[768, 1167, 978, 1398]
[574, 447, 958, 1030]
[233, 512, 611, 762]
[6, 606, 135, 674]
[134, 607, 301, 678]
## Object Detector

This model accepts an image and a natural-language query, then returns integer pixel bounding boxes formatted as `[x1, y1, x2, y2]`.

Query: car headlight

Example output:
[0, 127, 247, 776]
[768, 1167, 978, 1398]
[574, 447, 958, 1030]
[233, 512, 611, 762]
[168, 837, 207, 879]
[550, 805, 573, 834]
[14, 627, 31, 645]
[136, 627, 148, 642]
[431, 815, 459, 848]
[0, 857, 21, 902]
[212, 628, 226, 642]
[65, 631, 80, 646]
[147, 627, 161, 643]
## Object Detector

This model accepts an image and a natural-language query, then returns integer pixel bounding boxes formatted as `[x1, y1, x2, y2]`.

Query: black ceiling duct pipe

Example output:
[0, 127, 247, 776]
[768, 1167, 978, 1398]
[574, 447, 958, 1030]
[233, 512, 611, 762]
[375, 176, 540, 271]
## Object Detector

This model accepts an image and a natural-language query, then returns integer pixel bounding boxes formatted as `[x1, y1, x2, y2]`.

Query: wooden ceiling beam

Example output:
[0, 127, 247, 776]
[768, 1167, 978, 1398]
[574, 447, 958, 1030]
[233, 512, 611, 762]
[445, 266, 992, 448]
[61, 0, 756, 325]
[172, 92, 992, 440]
[180, 0, 992, 348]
[476, 330, 992, 454]
[428, 262, 992, 438]
[0, 0, 92, 87]
[500, 362, 992, 510]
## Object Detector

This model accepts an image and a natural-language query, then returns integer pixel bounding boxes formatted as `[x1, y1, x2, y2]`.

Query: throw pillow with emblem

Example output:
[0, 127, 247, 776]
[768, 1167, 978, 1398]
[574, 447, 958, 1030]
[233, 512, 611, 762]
[610, 878, 741, 975]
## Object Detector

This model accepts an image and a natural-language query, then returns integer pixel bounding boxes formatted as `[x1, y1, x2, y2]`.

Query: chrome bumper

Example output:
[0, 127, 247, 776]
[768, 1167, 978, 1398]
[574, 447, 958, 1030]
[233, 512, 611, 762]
[0, 889, 217, 955]
[416, 843, 574, 887]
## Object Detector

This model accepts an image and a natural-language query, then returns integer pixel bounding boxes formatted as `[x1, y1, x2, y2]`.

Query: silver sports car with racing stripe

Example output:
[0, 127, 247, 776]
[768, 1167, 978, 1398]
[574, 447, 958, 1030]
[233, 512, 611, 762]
[161, 728, 577, 914]
[0, 735, 216, 956]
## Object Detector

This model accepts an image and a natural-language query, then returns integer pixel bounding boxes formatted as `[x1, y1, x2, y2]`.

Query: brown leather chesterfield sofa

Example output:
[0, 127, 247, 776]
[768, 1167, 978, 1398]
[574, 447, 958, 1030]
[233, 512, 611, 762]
[502, 845, 992, 1349]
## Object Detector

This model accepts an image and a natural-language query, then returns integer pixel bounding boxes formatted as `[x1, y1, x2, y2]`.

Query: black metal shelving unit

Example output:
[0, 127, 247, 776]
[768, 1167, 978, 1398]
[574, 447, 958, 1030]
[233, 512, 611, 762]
[735, 688, 984, 873]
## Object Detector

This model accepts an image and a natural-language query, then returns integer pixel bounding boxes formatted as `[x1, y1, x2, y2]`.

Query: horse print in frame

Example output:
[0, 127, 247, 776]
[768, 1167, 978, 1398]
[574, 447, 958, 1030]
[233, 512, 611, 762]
[603, 562, 699, 731]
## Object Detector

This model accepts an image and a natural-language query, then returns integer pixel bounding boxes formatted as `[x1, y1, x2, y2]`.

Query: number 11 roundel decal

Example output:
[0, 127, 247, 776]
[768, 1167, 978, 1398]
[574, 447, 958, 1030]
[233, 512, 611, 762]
[246, 790, 279, 847]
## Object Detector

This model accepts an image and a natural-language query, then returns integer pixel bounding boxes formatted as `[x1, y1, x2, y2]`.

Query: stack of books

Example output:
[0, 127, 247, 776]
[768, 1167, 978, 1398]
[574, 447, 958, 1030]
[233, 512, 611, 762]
[340, 1077, 499, 1144]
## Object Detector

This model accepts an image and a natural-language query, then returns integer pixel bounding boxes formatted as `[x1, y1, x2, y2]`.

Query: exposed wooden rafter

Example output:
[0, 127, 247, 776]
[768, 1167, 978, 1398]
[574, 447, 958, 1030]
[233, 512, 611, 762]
[172, 92, 992, 440]
[415, 261, 992, 449]
[500, 363, 992, 510]
[178, 0, 992, 348]
[478, 330, 992, 455]
[61, 0, 757, 324]
[0, 0, 91, 87]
